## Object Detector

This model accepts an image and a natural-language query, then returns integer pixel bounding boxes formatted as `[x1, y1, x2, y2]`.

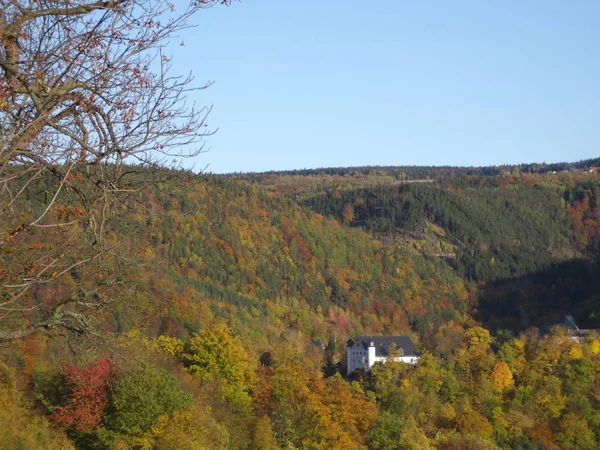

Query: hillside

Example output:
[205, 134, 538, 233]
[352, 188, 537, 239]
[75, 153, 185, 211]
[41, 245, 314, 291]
[225, 157, 600, 194]
[299, 182, 578, 281]
[1, 163, 600, 449]
[123, 174, 473, 339]
[251, 168, 600, 330]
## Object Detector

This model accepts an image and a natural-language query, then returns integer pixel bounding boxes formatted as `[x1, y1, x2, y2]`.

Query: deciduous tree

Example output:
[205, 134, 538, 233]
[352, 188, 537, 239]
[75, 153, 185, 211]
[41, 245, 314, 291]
[0, 0, 230, 340]
[490, 361, 514, 392]
[181, 322, 256, 409]
[50, 357, 114, 433]
[107, 361, 192, 436]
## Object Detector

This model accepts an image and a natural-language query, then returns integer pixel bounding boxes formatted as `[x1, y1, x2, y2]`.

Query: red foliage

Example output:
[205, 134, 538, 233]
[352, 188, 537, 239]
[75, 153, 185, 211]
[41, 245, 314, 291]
[281, 218, 296, 245]
[336, 312, 352, 335]
[529, 423, 554, 447]
[295, 236, 313, 262]
[254, 366, 275, 414]
[498, 176, 511, 188]
[51, 357, 115, 433]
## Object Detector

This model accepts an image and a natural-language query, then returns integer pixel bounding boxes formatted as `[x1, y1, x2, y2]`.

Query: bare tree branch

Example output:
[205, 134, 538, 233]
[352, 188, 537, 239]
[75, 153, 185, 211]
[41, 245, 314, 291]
[0, 0, 233, 340]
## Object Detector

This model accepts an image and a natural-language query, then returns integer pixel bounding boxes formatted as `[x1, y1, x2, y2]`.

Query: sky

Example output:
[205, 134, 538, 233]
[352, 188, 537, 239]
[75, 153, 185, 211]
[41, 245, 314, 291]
[167, 0, 600, 173]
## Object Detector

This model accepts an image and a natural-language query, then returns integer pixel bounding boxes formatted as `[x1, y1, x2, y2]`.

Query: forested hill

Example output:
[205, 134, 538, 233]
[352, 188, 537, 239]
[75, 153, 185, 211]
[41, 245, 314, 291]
[107, 164, 600, 337]
[6, 164, 598, 336]
[4, 0, 599, 446]
[299, 181, 578, 282]
[121, 174, 472, 339]
[3, 165, 600, 449]
[223, 157, 600, 193]
[233, 166, 600, 331]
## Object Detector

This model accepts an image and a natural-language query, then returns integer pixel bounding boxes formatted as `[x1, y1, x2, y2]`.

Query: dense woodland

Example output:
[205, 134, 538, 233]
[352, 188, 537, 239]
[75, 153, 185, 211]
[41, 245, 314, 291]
[3, 1, 599, 448]
[1, 162, 600, 449]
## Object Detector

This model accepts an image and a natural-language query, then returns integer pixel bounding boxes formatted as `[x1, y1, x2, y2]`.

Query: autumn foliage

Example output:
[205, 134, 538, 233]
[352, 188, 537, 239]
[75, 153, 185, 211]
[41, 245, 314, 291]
[490, 361, 514, 391]
[50, 357, 114, 432]
[1, 165, 600, 449]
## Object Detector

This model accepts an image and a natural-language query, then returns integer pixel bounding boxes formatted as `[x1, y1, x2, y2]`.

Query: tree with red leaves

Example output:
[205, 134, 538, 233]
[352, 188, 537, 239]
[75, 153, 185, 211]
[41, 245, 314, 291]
[51, 357, 115, 433]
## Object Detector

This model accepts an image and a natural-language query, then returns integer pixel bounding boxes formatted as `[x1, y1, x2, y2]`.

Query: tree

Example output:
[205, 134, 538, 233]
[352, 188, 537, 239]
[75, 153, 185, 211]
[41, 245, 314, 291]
[50, 357, 114, 433]
[153, 402, 230, 450]
[252, 415, 279, 450]
[0, 361, 75, 449]
[342, 202, 355, 225]
[555, 412, 596, 450]
[181, 322, 256, 409]
[490, 361, 514, 392]
[457, 408, 493, 440]
[368, 412, 431, 450]
[107, 361, 192, 436]
[367, 411, 408, 450]
[0, 0, 232, 341]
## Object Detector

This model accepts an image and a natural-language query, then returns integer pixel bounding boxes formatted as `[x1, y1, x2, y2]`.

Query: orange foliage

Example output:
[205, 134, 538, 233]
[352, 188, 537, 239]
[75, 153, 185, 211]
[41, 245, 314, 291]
[490, 361, 514, 391]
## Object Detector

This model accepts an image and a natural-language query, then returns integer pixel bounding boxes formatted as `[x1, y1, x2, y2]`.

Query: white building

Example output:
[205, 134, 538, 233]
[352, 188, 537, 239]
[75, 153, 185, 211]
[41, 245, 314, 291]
[346, 335, 419, 375]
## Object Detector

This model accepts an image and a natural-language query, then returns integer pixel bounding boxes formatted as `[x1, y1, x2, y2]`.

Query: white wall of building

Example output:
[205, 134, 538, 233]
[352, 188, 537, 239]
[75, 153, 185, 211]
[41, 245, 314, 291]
[346, 343, 419, 375]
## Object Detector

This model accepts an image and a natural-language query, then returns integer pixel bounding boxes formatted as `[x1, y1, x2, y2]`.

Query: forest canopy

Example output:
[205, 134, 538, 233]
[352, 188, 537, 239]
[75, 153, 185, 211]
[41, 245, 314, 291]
[1, 1, 600, 449]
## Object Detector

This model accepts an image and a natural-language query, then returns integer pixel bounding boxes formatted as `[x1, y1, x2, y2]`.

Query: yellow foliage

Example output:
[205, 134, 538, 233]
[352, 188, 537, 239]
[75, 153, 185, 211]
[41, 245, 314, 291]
[531, 376, 567, 420]
[0, 362, 74, 450]
[490, 362, 514, 391]
[439, 403, 456, 420]
[458, 408, 494, 439]
[591, 339, 600, 355]
[252, 415, 279, 450]
[464, 327, 491, 351]
[263, 361, 377, 449]
[153, 335, 185, 357]
[183, 322, 257, 409]
[399, 422, 432, 450]
[569, 343, 584, 359]
[153, 404, 229, 450]
[119, 329, 148, 348]
[499, 338, 527, 375]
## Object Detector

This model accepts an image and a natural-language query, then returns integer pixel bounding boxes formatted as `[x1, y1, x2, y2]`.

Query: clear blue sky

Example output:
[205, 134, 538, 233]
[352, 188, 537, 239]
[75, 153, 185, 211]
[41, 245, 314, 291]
[169, 0, 600, 173]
